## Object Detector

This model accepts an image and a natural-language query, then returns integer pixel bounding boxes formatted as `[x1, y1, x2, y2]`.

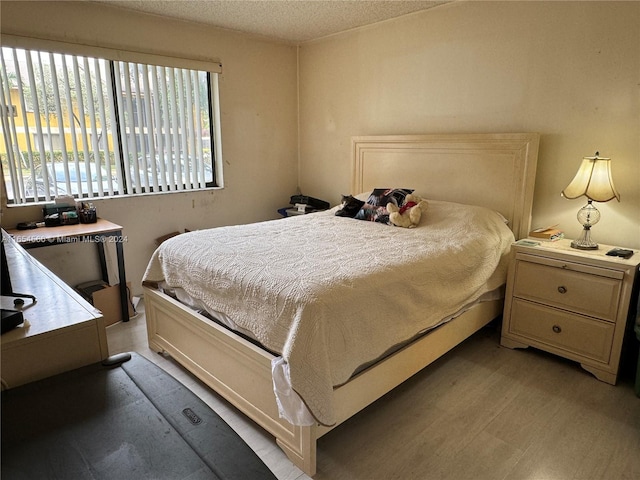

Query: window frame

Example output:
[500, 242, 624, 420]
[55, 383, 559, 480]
[0, 34, 224, 205]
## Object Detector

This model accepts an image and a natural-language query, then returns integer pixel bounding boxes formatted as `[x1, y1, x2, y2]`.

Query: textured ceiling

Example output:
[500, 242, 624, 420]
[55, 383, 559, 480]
[92, 1, 448, 44]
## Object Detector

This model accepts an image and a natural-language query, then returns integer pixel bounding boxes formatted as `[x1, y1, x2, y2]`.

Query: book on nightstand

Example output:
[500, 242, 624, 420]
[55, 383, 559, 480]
[529, 225, 564, 241]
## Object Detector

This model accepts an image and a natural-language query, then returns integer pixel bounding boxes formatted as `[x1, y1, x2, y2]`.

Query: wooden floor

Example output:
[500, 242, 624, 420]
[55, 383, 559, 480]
[107, 302, 640, 480]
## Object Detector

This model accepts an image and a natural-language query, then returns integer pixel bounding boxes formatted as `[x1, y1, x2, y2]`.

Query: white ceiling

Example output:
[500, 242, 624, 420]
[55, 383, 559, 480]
[92, 0, 448, 44]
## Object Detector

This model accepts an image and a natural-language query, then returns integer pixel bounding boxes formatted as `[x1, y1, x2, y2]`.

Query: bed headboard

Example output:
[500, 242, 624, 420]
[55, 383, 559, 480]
[351, 133, 539, 240]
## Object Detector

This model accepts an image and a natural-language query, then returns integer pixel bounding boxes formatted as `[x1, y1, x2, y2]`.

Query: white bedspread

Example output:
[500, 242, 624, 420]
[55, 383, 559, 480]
[143, 200, 515, 426]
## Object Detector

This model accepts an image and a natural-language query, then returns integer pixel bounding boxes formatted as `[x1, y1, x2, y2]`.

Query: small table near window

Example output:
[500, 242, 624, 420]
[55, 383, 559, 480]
[5, 219, 129, 323]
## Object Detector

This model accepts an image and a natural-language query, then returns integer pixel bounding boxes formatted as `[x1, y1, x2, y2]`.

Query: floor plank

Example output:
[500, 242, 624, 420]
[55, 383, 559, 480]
[106, 305, 640, 480]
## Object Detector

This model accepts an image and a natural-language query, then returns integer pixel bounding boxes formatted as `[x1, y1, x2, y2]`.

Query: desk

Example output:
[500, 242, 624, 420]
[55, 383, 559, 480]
[1, 231, 108, 388]
[5, 219, 129, 322]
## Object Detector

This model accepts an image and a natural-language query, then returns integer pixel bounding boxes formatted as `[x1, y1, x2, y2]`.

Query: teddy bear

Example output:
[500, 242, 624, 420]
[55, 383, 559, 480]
[387, 193, 428, 228]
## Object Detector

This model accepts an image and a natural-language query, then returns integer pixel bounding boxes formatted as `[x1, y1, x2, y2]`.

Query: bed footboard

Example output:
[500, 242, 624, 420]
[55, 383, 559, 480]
[143, 287, 319, 476]
[144, 287, 501, 476]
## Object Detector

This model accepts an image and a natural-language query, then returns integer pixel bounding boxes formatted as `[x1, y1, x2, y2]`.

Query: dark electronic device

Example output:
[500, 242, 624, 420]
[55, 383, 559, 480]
[1, 236, 36, 334]
[1, 309, 24, 334]
[606, 248, 634, 259]
[289, 194, 330, 211]
[2, 238, 13, 296]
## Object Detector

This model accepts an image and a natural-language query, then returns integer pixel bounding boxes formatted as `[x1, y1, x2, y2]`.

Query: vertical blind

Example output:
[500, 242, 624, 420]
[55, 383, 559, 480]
[0, 37, 222, 204]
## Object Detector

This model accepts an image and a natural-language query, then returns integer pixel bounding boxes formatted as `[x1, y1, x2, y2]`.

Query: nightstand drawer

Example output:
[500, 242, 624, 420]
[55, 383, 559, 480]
[510, 299, 614, 363]
[513, 259, 621, 321]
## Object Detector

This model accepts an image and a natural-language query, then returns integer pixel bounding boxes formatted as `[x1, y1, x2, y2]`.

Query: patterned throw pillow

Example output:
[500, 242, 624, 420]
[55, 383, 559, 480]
[354, 204, 390, 223]
[354, 188, 414, 223]
[365, 188, 414, 208]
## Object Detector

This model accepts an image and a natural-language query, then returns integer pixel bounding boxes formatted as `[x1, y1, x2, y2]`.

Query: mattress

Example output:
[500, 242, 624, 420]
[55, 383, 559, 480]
[143, 200, 515, 425]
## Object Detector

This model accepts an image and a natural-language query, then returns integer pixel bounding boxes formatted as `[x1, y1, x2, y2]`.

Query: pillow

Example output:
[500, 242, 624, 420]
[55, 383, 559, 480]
[364, 188, 414, 208]
[354, 204, 390, 223]
[335, 195, 365, 218]
[354, 188, 414, 224]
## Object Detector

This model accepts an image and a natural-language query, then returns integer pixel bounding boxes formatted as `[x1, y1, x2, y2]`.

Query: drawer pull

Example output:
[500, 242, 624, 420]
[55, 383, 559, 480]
[557, 286, 567, 294]
[552, 325, 562, 334]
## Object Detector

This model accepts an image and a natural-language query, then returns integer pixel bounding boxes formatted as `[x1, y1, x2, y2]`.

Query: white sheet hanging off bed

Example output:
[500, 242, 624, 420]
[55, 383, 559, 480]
[143, 200, 515, 426]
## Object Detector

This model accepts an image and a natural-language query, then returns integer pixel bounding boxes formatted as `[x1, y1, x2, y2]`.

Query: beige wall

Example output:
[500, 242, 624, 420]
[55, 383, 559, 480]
[298, 1, 640, 249]
[2, 1, 639, 299]
[0, 1, 299, 294]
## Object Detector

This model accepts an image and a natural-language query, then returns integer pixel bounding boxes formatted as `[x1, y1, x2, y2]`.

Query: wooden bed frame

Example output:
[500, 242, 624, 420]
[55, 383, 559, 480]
[144, 133, 539, 476]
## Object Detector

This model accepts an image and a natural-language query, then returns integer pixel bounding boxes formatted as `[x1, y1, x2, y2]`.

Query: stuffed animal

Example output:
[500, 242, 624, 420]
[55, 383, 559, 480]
[387, 194, 428, 228]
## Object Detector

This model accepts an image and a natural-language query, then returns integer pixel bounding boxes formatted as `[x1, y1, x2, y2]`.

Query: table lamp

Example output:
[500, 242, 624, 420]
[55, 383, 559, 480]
[561, 152, 620, 250]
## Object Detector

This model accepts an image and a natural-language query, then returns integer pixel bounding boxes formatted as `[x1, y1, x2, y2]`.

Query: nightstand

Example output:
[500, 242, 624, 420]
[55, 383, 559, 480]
[500, 238, 640, 384]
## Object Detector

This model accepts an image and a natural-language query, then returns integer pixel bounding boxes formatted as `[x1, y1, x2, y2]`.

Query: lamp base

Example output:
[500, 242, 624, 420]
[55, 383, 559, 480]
[571, 226, 599, 250]
[571, 240, 599, 250]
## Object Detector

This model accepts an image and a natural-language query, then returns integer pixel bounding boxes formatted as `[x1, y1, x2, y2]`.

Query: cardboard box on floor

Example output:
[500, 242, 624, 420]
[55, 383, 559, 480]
[78, 281, 134, 326]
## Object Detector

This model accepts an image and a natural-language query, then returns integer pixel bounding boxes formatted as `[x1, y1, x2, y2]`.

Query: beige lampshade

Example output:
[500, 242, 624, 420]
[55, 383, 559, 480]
[561, 154, 620, 202]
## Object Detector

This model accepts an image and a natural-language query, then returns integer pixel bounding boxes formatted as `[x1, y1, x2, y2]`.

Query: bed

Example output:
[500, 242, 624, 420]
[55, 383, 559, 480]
[142, 133, 539, 476]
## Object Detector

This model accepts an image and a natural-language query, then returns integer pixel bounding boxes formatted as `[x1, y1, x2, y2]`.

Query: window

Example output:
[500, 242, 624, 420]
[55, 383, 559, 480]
[0, 42, 221, 204]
